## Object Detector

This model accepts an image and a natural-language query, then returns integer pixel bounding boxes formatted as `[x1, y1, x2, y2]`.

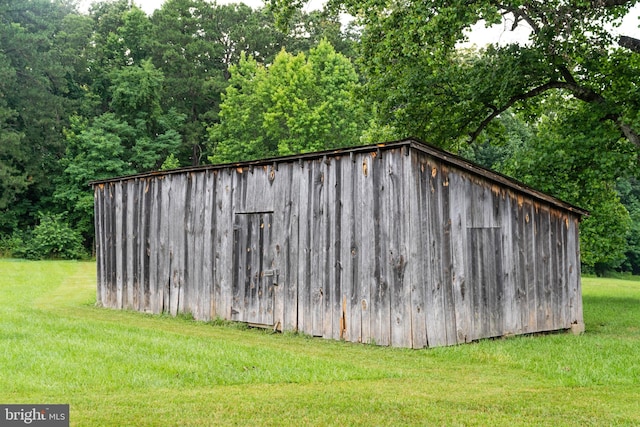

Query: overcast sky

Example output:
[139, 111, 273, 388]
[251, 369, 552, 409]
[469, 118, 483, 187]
[80, 0, 639, 47]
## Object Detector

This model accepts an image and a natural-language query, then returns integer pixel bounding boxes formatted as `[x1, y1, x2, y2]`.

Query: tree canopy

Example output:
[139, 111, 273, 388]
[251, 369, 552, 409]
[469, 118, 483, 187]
[314, 0, 640, 151]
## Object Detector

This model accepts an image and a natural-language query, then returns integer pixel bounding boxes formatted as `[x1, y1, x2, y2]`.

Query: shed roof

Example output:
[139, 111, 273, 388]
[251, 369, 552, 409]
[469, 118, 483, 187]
[90, 138, 588, 217]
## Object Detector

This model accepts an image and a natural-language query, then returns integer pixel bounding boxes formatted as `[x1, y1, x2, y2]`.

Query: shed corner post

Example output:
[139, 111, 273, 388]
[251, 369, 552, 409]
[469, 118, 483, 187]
[570, 215, 585, 335]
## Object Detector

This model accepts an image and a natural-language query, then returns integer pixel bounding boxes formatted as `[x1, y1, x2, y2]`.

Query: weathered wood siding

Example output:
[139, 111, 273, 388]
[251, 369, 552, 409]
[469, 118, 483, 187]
[407, 150, 583, 346]
[94, 140, 584, 348]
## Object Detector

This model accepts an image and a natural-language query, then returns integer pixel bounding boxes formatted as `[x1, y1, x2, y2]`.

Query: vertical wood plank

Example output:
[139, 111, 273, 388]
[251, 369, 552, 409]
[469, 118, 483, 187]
[466, 181, 482, 341]
[245, 212, 257, 321]
[203, 171, 215, 320]
[389, 151, 411, 348]
[548, 210, 559, 330]
[426, 160, 447, 347]
[336, 157, 352, 342]
[147, 179, 159, 314]
[114, 183, 124, 309]
[311, 160, 325, 337]
[557, 212, 568, 329]
[133, 179, 142, 312]
[247, 212, 257, 322]
[230, 213, 245, 321]
[104, 184, 112, 307]
[348, 154, 362, 343]
[94, 186, 105, 307]
[482, 185, 497, 338]
[536, 205, 551, 330]
[360, 154, 374, 344]
[409, 154, 428, 348]
[501, 191, 518, 336]
[110, 183, 118, 308]
[137, 179, 148, 312]
[183, 173, 194, 317]
[328, 158, 344, 340]
[321, 159, 335, 339]
[217, 171, 234, 319]
[262, 213, 275, 326]
[297, 164, 312, 335]
[440, 165, 457, 346]
[513, 195, 527, 334]
[104, 183, 113, 307]
[168, 175, 181, 316]
[93, 186, 102, 305]
[524, 200, 537, 333]
[194, 172, 207, 319]
[492, 225, 504, 337]
[125, 181, 135, 310]
[157, 177, 169, 313]
[449, 172, 470, 343]
[370, 152, 389, 346]
[282, 164, 299, 331]
[270, 167, 284, 331]
[567, 217, 584, 328]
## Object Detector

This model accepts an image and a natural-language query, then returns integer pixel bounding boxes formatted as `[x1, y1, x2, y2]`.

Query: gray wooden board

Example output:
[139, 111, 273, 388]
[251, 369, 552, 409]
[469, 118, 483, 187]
[321, 160, 333, 338]
[370, 152, 389, 346]
[427, 160, 447, 347]
[421, 158, 440, 347]
[311, 161, 323, 336]
[338, 157, 353, 341]
[501, 192, 517, 335]
[297, 164, 311, 335]
[330, 159, 343, 340]
[558, 213, 568, 328]
[525, 200, 537, 332]
[449, 172, 470, 343]
[360, 153, 374, 344]
[408, 156, 428, 348]
[94, 186, 103, 306]
[285, 165, 300, 331]
[350, 154, 362, 342]
[567, 218, 583, 325]
[440, 166, 457, 346]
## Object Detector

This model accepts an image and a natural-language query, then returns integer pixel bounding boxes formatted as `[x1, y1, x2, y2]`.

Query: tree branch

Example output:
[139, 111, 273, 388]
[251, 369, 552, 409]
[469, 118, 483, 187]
[618, 121, 640, 147]
[468, 81, 571, 143]
[619, 36, 640, 53]
[594, 0, 635, 7]
[509, 7, 540, 35]
[469, 79, 640, 149]
[497, 2, 541, 35]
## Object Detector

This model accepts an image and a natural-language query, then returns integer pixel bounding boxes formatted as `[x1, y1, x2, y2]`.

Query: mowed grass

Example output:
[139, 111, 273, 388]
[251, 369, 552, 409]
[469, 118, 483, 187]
[1, 260, 639, 426]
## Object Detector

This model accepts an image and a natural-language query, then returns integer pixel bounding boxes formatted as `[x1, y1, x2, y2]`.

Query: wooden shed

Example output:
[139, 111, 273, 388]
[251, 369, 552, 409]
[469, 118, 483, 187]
[92, 138, 586, 348]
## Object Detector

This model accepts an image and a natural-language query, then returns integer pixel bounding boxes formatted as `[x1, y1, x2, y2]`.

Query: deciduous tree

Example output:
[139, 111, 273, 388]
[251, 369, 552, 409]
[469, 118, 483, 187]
[208, 40, 366, 162]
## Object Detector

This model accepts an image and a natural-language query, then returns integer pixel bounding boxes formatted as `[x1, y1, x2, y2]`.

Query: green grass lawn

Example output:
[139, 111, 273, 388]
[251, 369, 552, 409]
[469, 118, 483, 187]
[1, 260, 639, 426]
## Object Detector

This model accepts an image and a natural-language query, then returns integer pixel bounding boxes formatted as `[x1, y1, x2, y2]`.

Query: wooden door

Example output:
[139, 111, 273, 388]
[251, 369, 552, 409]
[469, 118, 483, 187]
[231, 212, 276, 326]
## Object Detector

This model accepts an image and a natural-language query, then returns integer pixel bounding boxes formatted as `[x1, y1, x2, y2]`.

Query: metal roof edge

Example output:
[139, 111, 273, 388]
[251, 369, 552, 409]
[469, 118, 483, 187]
[90, 137, 588, 217]
[88, 140, 412, 186]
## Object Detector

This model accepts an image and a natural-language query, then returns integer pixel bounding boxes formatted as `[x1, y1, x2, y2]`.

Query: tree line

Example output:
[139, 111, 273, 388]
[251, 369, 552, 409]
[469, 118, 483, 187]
[1, 0, 639, 275]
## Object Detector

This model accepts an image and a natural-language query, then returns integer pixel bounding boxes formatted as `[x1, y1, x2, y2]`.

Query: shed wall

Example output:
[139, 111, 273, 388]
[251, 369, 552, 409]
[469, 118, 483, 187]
[94, 144, 584, 348]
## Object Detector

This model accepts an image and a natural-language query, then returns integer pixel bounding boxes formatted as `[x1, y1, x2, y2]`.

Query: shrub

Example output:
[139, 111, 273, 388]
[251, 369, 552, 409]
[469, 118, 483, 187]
[0, 232, 29, 258]
[15, 213, 88, 260]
